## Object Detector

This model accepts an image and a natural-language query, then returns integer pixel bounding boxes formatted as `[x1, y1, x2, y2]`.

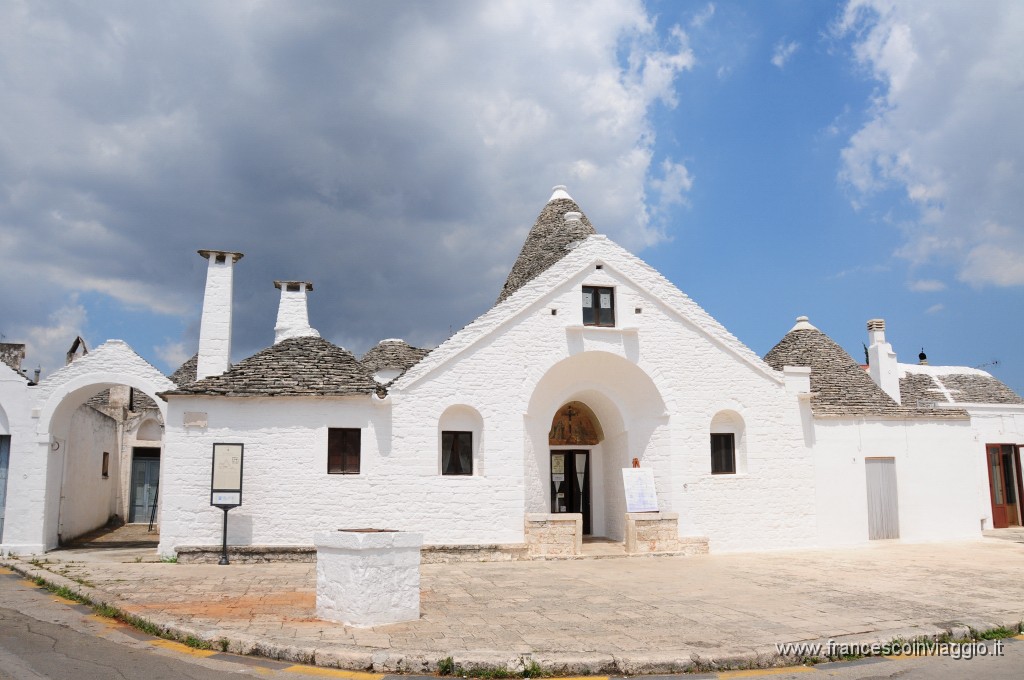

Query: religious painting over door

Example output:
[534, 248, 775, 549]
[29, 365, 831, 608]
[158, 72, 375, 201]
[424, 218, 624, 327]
[548, 401, 603, 446]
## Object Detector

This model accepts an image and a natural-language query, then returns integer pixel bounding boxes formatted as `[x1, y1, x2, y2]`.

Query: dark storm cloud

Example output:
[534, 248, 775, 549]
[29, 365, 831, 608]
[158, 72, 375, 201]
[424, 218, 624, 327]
[0, 0, 693, 371]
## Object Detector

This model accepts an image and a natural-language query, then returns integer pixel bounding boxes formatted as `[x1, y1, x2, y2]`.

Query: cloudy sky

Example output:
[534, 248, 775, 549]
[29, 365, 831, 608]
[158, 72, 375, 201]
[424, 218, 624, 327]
[2, 0, 1022, 393]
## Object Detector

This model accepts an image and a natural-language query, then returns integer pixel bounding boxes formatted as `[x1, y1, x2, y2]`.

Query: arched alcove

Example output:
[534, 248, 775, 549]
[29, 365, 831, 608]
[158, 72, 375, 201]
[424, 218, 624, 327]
[548, 401, 604, 446]
[710, 409, 747, 474]
[438, 404, 483, 476]
[526, 351, 669, 541]
[136, 418, 163, 442]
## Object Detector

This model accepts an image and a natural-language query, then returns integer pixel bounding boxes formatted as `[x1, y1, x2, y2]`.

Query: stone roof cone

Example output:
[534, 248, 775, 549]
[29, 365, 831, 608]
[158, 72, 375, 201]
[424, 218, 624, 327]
[496, 185, 597, 304]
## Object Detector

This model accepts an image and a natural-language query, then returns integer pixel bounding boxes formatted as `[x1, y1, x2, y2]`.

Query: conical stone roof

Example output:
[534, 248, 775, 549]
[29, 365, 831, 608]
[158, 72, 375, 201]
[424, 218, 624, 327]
[361, 339, 430, 374]
[764, 319, 966, 419]
[496, 186, 596, 304]
[161, 337, 376, 397]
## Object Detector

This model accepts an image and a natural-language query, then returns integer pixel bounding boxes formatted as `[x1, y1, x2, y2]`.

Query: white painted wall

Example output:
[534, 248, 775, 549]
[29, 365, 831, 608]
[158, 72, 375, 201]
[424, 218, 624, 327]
[811, 418, 980, 546]
[0, 363, 40, 554]
[57, 405, 118, 542]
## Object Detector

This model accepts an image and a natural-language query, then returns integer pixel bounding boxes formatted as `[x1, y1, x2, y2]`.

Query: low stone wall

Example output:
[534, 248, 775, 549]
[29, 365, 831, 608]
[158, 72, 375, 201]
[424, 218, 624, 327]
[420, 543, 529, 563]
[176, 543, 530, 564]
[176, 545, 316, 564]
[625, 512, 685, 554]
[524, 513, 582, 557]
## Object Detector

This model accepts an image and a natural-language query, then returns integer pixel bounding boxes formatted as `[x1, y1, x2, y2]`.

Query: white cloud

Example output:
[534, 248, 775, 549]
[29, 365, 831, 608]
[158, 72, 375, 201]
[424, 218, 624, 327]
[925, 303, 944, 315]
[20, 304, 89, 377]
[690, 3, 716, 30]
[154, 340, 192, 372]
[836, 0, 1024, 288]
[650, 159, 694, 210]
[908, 279, 946, 293]
[0, 1, 697, 359]
[771, 40, 800, 69]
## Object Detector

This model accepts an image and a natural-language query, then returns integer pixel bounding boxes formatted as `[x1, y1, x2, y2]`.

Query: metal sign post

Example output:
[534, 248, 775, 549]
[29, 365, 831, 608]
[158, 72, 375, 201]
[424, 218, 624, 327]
[210, 443, 244, 565]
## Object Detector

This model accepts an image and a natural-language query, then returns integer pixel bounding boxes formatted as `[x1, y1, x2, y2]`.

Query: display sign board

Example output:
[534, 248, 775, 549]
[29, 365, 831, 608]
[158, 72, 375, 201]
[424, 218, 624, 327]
[622, 467, 658, 513]
[210, 443, 243, 507]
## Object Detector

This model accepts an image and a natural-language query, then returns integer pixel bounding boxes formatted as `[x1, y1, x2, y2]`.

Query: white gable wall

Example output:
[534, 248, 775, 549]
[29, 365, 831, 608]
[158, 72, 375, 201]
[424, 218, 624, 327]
[395, 237, 817, 552]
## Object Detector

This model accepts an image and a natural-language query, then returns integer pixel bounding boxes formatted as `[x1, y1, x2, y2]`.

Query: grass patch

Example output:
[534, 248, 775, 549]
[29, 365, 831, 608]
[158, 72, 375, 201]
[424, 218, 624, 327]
[184, 635, 212, 650]
[159, 555, 178, 564]
[437, 657, 549, 678]
[971, 625, 1018, 640]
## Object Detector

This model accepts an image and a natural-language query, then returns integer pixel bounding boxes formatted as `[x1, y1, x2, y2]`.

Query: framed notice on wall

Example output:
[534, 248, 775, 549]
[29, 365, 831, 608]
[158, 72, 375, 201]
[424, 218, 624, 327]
[210, 443, 244, 507]
[622, 467, 658, 513]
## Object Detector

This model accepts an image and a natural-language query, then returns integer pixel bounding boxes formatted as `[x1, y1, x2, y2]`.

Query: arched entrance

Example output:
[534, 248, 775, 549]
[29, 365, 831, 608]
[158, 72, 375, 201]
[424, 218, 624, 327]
[28, 340, 175, 550]
[526, 351, 670, 541]
[548, 401, 603, 534]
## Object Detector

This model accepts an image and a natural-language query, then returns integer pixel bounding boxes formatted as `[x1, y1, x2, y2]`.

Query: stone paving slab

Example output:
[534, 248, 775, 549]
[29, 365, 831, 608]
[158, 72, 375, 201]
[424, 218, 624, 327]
[5, 539, 1024, 675]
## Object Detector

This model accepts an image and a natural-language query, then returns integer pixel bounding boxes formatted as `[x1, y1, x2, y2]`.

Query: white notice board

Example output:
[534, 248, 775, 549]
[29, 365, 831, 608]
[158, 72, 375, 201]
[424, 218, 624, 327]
[622, 468, 658, 513]
[211, 443, 244, 507]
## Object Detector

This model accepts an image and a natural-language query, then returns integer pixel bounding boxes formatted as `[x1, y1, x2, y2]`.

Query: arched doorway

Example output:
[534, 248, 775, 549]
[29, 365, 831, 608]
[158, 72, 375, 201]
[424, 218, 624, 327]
[28, 340, 175, 550]
[526, 351, 670, 542]
[548, 401, 603, 534]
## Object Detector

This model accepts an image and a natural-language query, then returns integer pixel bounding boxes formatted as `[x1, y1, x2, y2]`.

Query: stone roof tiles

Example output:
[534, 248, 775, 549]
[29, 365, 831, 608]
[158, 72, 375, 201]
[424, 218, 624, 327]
[161, 337, 377, 398]
[169, 353, 198, 388]
[360, 339, 430, 374]
[496, 188, 596, 305]
[764, 327, 966, 419]
[899, 367, 1023, 407]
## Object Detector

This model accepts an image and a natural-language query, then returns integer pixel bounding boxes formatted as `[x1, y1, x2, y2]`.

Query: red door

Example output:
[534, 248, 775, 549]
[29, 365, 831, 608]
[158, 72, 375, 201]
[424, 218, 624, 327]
[987, 444, 1022, 528]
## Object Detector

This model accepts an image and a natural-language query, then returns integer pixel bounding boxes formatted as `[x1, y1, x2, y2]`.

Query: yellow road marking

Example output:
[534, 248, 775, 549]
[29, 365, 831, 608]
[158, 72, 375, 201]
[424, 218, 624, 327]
[281, 666, 384, 679]
[19, 579, 41, 588]
[718, 667, 815, 678]
[52, 595, 80, 605]
[0, 567, 13, 574]
[148, 638, 218, 658]
[558, 677, 609, 680]
[1014, 634, 1024, 640]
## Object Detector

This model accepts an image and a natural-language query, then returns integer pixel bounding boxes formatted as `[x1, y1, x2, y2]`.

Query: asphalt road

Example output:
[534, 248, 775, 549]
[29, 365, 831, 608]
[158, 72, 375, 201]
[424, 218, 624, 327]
[1, 570, 1021, 679]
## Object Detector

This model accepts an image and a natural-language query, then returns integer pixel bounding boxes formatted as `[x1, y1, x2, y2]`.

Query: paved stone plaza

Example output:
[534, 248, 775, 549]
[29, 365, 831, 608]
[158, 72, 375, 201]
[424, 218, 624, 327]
[5, 537, 1024, 674]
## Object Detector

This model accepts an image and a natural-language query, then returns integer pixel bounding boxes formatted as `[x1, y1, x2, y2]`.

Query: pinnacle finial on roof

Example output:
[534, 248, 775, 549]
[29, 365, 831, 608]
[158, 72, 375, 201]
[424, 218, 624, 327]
[791, 315, 817, 331]
[549, 185, 572, 202]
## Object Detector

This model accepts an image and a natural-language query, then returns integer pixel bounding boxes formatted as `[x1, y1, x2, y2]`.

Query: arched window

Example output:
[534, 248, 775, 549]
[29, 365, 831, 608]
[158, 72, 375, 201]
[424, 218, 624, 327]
[438, 405, 483, 476]
[710, 410, 746, 475]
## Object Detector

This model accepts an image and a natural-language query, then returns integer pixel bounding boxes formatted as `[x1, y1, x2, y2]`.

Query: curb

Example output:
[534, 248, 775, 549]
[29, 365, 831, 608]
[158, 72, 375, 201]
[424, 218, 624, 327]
[2, 557, 1020, 676]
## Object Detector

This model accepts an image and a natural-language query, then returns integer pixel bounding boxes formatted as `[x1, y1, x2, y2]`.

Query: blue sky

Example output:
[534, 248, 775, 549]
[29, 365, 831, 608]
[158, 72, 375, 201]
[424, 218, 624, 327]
[2, 1, 1022, 393]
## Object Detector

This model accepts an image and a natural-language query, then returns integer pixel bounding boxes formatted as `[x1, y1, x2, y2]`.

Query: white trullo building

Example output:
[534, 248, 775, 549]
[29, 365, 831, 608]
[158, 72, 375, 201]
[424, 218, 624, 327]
[1, 186, 1021, 558]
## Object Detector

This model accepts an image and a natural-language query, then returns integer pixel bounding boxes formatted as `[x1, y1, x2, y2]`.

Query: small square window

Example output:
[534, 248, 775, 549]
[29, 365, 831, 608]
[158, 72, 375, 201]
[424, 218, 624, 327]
[441, 431, 473, 475]
[711, 433, 735, 474]
[582, 286, 615, 327]
[328, 428, 361, 474]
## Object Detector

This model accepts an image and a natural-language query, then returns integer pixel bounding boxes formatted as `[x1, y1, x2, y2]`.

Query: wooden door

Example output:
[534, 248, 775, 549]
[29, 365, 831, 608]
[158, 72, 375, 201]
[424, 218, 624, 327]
[866, 457, 899, 540]
[987, 444, 1022, 528]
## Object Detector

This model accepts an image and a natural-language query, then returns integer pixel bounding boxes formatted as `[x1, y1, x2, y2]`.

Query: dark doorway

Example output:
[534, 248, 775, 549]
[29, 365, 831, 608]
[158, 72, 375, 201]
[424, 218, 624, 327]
[129, 448, 161, 524]
[550, 450, 591, 534]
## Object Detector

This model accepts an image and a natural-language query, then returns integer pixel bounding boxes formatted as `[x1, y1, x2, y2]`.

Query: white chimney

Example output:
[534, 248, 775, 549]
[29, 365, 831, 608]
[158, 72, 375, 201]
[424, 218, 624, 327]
[866, 318, 901, 404]
[196, 249, 243, 381]
[273, 281, 320, 343]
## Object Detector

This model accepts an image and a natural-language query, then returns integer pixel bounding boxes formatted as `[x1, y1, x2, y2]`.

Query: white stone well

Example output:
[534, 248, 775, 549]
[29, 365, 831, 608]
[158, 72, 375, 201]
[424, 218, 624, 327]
[314, 528, 423, 627]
